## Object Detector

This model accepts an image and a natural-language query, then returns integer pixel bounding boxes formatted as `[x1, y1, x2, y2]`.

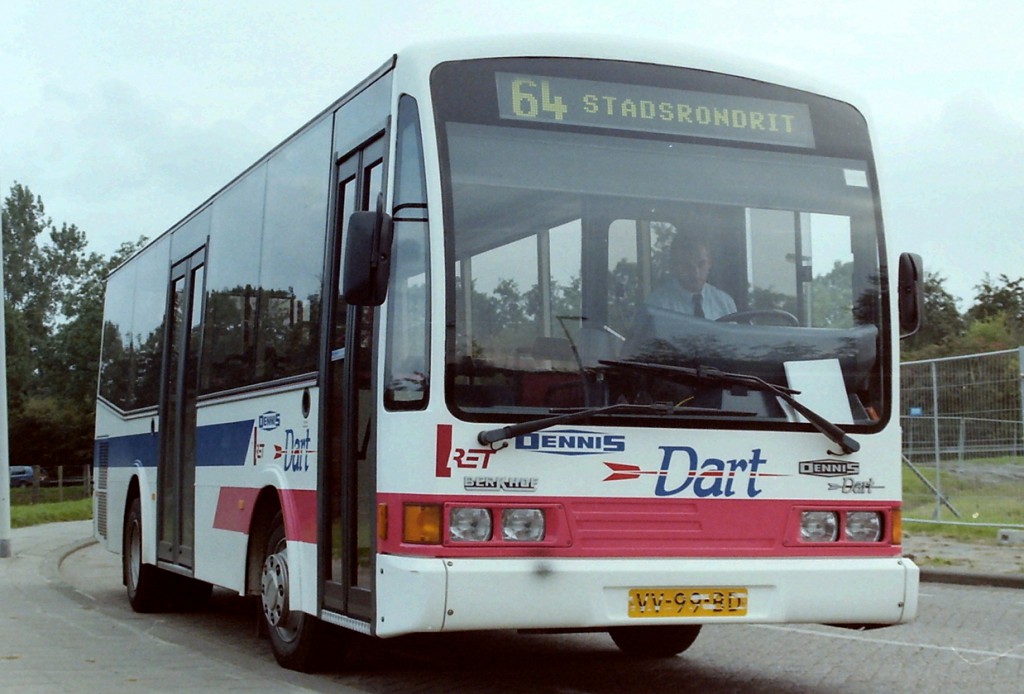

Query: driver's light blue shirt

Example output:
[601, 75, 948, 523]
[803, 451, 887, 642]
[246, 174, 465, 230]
[644, 277, 737, 320]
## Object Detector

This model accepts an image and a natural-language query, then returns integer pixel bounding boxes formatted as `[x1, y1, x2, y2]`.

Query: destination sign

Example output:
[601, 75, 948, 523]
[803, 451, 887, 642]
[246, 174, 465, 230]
[496, 72, 815, 148]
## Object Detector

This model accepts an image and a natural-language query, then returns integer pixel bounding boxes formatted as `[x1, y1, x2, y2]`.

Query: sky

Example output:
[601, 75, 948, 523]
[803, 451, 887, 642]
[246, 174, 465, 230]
[1, 0, 1021, 309]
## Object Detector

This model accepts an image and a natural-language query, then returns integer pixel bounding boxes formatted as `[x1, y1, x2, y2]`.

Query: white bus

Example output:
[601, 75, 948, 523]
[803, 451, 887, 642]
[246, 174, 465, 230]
[94, 36, 923, 670]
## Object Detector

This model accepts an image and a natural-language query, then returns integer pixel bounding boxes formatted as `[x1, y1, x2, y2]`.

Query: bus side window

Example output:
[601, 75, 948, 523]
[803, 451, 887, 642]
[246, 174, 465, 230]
[385, 96, 430, 410]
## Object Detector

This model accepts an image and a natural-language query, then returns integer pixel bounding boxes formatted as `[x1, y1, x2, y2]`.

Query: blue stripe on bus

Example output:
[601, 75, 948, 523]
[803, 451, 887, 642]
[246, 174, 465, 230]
[96, 420, 254, 468]
[195, 420, 254, 467]
[99, 431, 160, 468]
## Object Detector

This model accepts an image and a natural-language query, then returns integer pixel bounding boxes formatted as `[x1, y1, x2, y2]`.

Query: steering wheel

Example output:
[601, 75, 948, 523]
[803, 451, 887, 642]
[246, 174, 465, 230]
[715, 309, 799, 326]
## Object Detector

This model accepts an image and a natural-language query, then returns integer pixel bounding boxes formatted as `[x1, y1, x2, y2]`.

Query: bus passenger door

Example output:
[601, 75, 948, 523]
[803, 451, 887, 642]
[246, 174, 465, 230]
[157, 248, 205, 570]
[322, 136, 385, 620]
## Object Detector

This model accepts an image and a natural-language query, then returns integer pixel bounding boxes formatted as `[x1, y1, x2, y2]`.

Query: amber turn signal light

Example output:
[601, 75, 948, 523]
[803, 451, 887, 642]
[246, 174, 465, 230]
[403, 503, 442, 544]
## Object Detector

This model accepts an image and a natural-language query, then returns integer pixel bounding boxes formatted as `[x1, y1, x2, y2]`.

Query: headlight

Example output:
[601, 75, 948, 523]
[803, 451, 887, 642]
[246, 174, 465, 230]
[800, 511, 838, 542]
[502, 508, 545, 542]
[449, 507, 492, 542]
[845, 511, 883, 542]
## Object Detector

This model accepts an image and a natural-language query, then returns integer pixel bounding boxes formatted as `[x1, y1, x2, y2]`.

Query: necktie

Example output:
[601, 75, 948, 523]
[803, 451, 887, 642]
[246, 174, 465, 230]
[693, 293, 705, 318]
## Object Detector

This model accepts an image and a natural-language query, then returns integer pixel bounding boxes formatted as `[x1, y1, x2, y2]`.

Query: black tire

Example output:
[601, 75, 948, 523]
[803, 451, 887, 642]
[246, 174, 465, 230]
[261, 511, 327, 671]
[608, 624, 702, 657]
[124, 496, 166, 613]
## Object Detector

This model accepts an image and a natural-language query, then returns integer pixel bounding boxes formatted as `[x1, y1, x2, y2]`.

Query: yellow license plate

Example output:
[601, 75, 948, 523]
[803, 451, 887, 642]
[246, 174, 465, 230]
[628, 587, 749, 618]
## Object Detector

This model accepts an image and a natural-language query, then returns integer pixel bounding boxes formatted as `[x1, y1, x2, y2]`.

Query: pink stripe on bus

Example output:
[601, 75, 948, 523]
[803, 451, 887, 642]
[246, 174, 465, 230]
[213, 487, 318, 544]
[376, 493, 902, 559]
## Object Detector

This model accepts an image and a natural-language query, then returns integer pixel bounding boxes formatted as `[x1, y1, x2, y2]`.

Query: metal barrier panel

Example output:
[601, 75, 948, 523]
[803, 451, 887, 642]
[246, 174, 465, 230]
[901, 348, 1024, 528]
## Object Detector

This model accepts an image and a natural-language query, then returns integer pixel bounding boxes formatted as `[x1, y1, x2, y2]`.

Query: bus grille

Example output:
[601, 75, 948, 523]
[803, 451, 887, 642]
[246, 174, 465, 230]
[97, 441, 109, 490]
[96, 491, 107, 539]
[570, 499, 777, 554]
[96, 441, 109, 540]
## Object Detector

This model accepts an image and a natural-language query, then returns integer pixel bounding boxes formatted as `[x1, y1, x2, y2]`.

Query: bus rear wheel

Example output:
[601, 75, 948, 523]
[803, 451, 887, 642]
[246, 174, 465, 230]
[261, 511, 325, 671]
[608, 624, 702, 657]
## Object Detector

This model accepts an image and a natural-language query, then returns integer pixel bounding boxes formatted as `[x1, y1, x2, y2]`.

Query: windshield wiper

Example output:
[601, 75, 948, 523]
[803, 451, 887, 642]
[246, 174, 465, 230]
[477, 402, 752, 446]
[600, 359, 860, 455]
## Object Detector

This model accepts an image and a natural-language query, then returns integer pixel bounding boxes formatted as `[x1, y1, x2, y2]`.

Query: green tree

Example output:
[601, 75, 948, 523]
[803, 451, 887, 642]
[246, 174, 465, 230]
[2, 183, 59, 408]
[967, 274, 1024, 326]
[902, 272, 967, 359]
[809, 261, 853, 328]
[2, 181, 145, 471]
[953, 312, 1024, 354]
[492, 278, 528, 328]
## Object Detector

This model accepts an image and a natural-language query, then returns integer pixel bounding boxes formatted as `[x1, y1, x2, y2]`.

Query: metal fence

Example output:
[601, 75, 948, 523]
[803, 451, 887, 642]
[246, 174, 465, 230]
[901, 348, 1024, 528]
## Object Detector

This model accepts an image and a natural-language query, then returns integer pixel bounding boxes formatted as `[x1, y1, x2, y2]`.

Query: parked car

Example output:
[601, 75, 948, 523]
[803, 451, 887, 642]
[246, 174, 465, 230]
[9, 465, 47, 488]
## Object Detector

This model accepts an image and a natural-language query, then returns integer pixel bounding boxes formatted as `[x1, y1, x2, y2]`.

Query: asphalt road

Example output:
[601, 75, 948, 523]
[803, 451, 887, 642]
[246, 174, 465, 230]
[50, 529, 1023, 693]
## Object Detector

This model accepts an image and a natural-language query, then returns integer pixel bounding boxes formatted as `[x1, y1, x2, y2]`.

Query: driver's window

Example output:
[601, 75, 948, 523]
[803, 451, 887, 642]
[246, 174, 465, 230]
[612, 206, 757, 326]
[746, 208, 855, 328]
[806, 213, 855, 328]
[607, 218, 677, 337]
[747, 208, 801, 318]
[455, 235, 539, 367]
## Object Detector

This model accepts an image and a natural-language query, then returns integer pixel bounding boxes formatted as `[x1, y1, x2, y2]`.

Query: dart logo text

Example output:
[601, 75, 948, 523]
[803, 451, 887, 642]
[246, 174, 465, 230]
[655, 446, 770, 498]
[604, 446, 775, 498]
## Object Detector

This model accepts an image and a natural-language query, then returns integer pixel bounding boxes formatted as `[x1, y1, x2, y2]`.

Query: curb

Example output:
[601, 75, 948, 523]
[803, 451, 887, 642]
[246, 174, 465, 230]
[44, 535, 100, 586]
[920, 568, 1024, 589]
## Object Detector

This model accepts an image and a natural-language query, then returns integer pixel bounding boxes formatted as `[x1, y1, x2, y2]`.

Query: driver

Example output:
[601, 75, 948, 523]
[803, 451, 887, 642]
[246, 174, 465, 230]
[645, 230, 736, 320]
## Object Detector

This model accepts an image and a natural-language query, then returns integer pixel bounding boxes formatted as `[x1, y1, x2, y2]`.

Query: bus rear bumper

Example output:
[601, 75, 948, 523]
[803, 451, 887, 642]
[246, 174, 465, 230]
[375, 554, 919, 638]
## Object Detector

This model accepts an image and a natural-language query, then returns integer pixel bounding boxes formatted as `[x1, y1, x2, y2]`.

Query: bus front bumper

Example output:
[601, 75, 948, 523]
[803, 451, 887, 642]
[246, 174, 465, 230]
[374, 554, 919, 638]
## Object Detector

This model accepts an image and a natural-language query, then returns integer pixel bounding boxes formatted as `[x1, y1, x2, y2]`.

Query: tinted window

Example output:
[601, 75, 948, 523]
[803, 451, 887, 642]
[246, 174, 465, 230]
[257, 118, 331, 381]
[98, 238, 171, 410]
[201, 165, 267, 393]
[334, 72, 393, 156]
[132, 237, 170, 407]
[385, 96, 430, 410]
[98, 264, 137, 409]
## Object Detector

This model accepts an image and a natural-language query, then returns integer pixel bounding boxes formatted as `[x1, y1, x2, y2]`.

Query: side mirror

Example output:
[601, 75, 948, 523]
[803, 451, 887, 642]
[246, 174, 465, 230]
[898, 252, 924, 338]
[342, 203, 393, 306]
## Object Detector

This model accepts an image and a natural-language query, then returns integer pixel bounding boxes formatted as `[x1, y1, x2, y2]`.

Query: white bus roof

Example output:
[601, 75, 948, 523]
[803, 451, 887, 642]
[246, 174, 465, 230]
[394, 33, 868, 111]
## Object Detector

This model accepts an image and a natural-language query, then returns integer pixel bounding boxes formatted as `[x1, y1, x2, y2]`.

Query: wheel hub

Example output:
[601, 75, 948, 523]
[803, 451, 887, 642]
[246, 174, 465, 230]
[261, 551, 290, 627]
[128, 520, 142, 589]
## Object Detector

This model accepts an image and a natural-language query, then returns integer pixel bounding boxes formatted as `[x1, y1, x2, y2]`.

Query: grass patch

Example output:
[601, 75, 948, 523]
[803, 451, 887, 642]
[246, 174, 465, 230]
[9, 485, 92, 528]
[11, 497, 92, 528]
[912, 554, 959, 567]
[902, 457, 1024, 539]
[903, 521, 1000, 542]
[903, 491, 1024, 527]
[10, 486, 91, 505]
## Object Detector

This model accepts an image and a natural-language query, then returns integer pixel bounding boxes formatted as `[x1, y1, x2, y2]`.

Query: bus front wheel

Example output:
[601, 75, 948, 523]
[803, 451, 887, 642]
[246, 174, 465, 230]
[261, 511, 324, 671]
[124, 496, 165, 613]
[608, 624, 702, 657]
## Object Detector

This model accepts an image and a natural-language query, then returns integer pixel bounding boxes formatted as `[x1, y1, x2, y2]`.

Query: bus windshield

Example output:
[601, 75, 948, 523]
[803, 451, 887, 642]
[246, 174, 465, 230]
[433, 58, 887, 428]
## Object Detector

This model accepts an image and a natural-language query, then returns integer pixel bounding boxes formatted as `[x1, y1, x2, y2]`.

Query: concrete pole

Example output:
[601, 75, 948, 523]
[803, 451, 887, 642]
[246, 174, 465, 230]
[0, 189, 11, 558]
[931, 361, 941, 521]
